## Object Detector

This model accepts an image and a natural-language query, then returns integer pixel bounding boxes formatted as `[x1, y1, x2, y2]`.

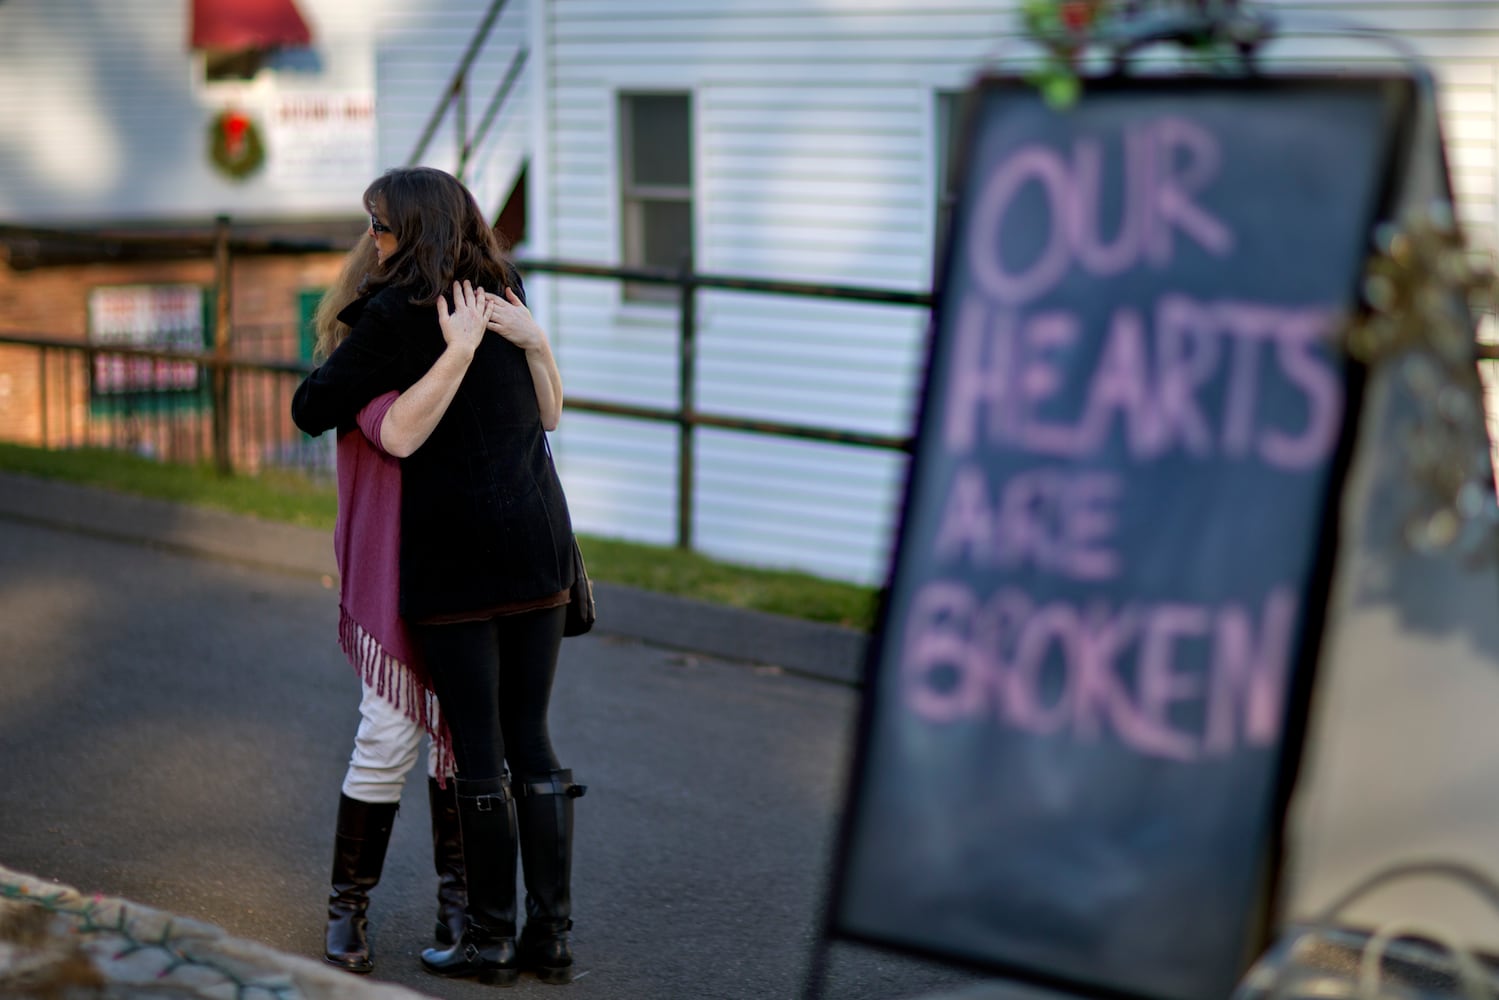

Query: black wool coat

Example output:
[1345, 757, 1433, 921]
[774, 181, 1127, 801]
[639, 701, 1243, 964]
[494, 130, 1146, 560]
[290, 272, 575, 620]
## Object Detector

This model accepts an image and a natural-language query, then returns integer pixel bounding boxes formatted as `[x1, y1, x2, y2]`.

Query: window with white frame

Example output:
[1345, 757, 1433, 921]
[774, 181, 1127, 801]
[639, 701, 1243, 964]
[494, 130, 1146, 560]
[619, 92, 693, 301]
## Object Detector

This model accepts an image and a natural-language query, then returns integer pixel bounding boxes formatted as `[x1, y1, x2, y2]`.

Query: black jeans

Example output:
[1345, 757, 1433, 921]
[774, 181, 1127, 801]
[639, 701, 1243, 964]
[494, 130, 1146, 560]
[413, 605, 567, 782]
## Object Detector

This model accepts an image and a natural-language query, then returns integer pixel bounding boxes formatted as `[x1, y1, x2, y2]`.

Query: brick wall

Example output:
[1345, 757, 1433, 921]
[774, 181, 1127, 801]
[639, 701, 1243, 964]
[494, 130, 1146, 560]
[0, 251, 345, 457]
[0, 252, 345, 345]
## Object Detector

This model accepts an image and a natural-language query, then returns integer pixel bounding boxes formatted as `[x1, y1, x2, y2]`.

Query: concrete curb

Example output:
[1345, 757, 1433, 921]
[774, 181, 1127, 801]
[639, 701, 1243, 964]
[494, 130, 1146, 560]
[0, 471, 867, 685]
[0, 471, 338, 579]
[593, 580, 867, 686]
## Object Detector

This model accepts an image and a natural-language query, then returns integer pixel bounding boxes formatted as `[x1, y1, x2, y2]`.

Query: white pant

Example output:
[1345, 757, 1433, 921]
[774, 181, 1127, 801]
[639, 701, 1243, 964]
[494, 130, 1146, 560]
[341, 677, 446, 804]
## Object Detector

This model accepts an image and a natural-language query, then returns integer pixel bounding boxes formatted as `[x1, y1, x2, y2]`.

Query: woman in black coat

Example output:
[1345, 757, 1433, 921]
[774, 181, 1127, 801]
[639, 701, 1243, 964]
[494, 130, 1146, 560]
[292, 166, 585, 987]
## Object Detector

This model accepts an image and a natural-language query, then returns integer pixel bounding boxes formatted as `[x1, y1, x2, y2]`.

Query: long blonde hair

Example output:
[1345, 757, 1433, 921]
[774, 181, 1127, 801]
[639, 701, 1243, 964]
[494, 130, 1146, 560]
[312, 234, 380, 362]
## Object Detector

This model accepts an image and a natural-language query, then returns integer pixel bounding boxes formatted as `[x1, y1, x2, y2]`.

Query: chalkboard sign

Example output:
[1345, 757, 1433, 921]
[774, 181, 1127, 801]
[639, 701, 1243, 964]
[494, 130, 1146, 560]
[826, 75, 1417, 1000]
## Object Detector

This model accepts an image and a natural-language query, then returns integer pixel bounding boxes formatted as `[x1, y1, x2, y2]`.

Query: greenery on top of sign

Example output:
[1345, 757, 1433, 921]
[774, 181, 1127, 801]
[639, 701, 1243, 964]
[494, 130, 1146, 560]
[1019, 0, 1264, 108]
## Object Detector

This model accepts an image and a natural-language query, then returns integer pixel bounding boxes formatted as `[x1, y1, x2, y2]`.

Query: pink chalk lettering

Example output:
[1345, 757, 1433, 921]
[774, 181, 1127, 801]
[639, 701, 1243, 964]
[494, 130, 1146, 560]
[995, 467, 1120, 581]
[1074, 305, 1160, 457]
[1262, 309, 1342, 469]
[1070, 602, 1145, 742]
[1147, 117, 1235, 266]
[943, 296, 1018, 453]
[1003, 602, 1078, 735]
[902, 581, 985, 723]
[1014, 311, 1084, 455]
[1065, 474, 1123, 580]
[1136, 604, 1211, 761]
[1066, 297, 1342, 465]
[998, 469, 1055, 574]
[973, 587, 1034, 719]
[1203, 588, 1295, 753]
[1217, 304, 1283, 458]
[934, 464, 995, 562]
[1210, 302, 1343, 468]
[973, 587, 1033, 664]
[901, 582, 1303, 761]
[934, 463, 1122, 581]
[968, 145, 1073, 306]
[1155, 295, 1221, 457]
[966, 118, 1233, 307]
[1069, 129, 1148, 277]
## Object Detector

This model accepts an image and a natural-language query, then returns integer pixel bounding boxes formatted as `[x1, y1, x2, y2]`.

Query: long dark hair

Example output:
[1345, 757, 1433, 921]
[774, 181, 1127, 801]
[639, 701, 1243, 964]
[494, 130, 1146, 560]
[360, 166, 512, 306]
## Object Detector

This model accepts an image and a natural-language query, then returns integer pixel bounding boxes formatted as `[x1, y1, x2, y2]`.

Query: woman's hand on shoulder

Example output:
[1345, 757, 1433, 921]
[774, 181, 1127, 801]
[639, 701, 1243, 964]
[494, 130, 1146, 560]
[435, 279, 491, 359]
[483, 287, 549, 353]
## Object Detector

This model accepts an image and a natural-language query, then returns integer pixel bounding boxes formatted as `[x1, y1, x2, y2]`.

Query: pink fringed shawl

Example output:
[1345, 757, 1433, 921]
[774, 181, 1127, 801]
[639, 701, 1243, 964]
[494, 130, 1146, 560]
[334, 391, 454, 782]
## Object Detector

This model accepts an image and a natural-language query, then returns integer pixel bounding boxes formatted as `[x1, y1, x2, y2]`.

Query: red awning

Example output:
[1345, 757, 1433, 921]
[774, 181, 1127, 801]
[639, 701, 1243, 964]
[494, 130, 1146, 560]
[191, 0, 312, 50]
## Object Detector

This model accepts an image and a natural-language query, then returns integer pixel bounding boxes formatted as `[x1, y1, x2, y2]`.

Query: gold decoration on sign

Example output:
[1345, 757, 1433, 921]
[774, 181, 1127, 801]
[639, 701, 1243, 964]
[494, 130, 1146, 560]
[1342, 205, 1499, 562]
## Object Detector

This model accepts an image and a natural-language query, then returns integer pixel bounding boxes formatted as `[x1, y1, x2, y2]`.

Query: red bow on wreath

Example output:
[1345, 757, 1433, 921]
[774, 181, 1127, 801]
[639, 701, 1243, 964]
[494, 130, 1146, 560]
[222, 111, 250, 157]
[207, 107, 266, 181]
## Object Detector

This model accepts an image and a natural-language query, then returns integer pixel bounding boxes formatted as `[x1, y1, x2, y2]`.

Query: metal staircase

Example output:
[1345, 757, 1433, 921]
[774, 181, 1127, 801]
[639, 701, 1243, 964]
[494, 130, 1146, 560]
[405, 0, 529, 222]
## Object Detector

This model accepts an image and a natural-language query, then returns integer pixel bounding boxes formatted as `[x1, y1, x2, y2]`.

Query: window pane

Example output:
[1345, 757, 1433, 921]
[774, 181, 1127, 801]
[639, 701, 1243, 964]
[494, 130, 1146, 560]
[639, 199, 692, 270]
[628, 95, 691, 187]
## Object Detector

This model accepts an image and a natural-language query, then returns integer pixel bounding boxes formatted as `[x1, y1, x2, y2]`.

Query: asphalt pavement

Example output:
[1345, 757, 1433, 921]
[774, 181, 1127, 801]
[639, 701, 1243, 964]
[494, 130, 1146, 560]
[0, 472, 1023, 1000]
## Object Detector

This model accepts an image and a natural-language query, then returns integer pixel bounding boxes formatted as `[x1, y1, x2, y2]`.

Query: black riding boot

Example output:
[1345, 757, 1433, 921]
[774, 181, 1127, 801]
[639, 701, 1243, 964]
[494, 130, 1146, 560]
[420, 775, 520, 986]
[515, 770, 586, 984]
[323, 794, 399, 974]
[428, 776, 468, 946]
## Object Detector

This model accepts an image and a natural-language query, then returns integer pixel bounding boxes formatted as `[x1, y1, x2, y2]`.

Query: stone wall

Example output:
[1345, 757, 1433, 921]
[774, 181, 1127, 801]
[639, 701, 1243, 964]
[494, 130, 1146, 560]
[0, 863, 430, 1000]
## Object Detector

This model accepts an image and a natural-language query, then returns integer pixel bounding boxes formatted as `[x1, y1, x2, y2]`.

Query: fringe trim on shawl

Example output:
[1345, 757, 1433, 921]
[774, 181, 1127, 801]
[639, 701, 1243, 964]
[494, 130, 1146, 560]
[338, 605, 456, 786]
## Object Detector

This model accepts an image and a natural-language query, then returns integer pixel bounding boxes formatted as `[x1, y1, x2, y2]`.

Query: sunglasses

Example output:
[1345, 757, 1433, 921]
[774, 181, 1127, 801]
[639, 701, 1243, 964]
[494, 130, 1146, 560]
[369, 214, 393, 235]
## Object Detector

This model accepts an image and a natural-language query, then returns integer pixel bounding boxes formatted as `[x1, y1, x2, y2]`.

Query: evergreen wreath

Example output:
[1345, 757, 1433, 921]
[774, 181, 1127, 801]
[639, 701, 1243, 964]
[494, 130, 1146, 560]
[206, 108, 266, 181]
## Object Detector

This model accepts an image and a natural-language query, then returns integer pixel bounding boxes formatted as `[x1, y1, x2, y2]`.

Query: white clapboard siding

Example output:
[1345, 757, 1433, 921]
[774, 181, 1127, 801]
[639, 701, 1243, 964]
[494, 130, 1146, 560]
[0, 0, 376, 223]
[694, 292, 926, 437]
[557, 411, 683, 546]
[543, 2, 992, 585]
[692, 429, 907, 584]
[537, 0, 1499, 586]
[1258, 1, 1499, 249]
[376, 0, 529, 215]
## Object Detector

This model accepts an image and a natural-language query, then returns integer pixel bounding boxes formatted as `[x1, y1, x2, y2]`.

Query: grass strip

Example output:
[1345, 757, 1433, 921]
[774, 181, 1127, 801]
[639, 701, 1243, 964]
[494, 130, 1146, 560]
[0, 442, 877, 630]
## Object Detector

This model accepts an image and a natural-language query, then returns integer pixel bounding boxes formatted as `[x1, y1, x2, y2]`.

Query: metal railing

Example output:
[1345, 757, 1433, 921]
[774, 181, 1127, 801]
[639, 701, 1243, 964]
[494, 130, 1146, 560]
[0, 333, 329, 481]
[407, 0, 528, 181]
[515, 258, 928, 548]
[0, 256, 930, 551]
[9, 243, 1496, 556]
